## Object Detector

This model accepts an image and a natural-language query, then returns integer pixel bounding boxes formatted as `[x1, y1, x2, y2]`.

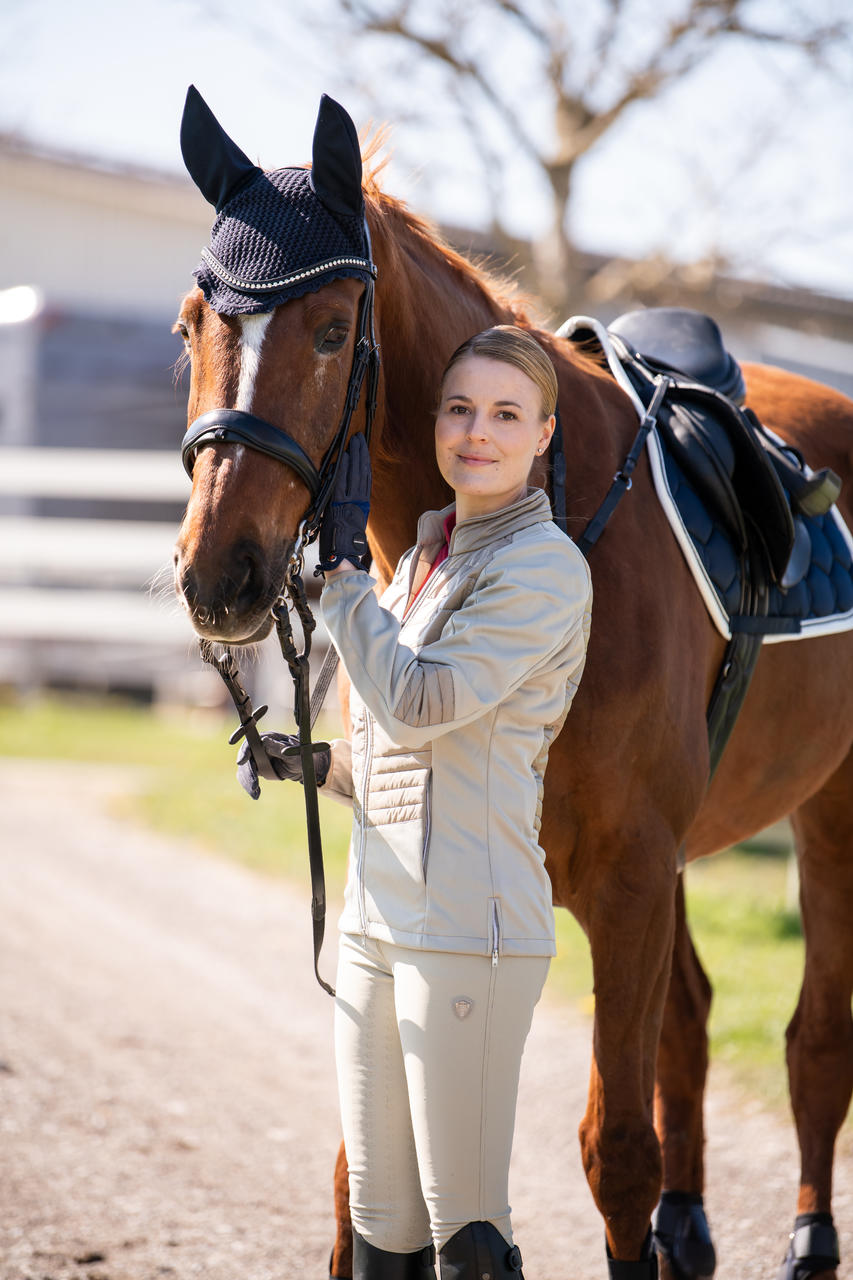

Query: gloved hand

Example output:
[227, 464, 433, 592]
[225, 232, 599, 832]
[236, 732, 331, 800]
[317, 432, 371, 572]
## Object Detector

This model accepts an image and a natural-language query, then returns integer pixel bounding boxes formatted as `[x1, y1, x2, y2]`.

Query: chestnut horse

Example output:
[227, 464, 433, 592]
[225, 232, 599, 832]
[172, 118, 853, 1278]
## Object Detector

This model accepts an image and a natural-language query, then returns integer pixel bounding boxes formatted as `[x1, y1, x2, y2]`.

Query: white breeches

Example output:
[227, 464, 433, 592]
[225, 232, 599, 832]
[334, 932, 549, 1254]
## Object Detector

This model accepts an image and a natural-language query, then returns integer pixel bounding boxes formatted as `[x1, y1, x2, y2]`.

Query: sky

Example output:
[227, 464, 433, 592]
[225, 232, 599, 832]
[1, 0, 851, 299]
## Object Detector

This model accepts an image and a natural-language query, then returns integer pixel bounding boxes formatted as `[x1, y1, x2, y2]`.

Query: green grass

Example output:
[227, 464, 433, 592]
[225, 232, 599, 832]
[1, 692, 846, 1127]
[0, 692, 352, 885]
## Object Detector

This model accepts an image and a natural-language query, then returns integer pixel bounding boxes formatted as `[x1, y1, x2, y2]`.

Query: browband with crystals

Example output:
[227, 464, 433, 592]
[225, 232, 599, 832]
[199, 247, 378, 294]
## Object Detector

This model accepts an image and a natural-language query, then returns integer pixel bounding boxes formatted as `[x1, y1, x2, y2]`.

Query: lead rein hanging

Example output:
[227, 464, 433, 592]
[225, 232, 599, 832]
[199, 246, 380, 996]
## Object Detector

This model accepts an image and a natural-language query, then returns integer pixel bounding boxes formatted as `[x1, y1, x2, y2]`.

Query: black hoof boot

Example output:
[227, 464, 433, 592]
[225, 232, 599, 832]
[777, 1213, 840, 1280]
[438, 1221, 524, 1278]
[607, 1228, 659, 1278]
[652, 1192, 716, 1280]
[352, 1227, 437, 1279]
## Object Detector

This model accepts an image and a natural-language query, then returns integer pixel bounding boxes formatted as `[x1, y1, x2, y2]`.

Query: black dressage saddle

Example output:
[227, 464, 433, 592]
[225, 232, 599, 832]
[607, 307, 841, 593]
[575, 307, 846, 776]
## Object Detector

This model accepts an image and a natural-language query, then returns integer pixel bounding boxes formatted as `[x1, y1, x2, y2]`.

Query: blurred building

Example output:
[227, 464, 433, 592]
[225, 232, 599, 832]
[0, 135, 214, 703]
[2, 134, 852, 702]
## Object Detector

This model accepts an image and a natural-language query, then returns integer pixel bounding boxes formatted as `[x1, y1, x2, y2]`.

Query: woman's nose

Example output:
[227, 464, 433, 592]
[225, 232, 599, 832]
[465, 411, 488, 440]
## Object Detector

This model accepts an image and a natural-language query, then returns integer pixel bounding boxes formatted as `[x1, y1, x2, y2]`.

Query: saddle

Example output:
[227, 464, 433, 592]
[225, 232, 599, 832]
[564, 306, 847, 777]
[606, 307, 841, 593]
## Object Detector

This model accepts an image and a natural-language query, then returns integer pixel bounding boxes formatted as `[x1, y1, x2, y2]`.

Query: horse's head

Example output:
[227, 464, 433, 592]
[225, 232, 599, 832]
[173, 88, 379, 644]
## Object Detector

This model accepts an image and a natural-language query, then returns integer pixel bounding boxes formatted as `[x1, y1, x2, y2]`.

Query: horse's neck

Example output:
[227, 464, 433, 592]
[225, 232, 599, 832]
[362, 199, 632, 582]
[365, 205, 515, 579]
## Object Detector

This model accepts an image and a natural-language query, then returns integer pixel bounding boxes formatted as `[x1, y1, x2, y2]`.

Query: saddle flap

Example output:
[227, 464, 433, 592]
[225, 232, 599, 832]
[657, 400, 747, 552]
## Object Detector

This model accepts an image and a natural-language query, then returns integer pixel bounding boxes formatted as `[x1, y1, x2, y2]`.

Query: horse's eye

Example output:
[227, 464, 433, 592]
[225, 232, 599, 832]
[316, 323, 349, 353]
[173, 320, 190, 348]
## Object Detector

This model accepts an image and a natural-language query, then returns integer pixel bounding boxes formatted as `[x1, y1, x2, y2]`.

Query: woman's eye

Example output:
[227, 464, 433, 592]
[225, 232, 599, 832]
[317, 323, 349, 352]
[497, 410, 517, 421]
[448, 404, 469, 415]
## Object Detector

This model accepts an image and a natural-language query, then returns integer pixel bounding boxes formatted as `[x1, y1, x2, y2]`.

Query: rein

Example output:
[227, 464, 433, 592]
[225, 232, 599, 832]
[184, 244, 380, 997]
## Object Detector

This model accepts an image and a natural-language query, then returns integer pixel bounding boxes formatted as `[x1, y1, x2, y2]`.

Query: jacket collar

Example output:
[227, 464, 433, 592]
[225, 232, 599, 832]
[415, 487, 554, 558]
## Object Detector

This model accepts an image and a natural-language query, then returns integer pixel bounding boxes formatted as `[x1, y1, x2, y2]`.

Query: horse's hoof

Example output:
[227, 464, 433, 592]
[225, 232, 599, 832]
[777, 1214, 840, 1280]
[652, 1192, 716, 1280]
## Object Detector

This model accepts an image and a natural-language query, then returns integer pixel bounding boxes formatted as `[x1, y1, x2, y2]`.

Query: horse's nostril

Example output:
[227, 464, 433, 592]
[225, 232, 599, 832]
[179, 565, 198, 609]
[234, 546, 264, 607]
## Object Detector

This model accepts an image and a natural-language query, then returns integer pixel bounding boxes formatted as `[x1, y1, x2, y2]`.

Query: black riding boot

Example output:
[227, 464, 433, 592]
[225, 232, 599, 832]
[438, 1221, 524, 1278]
[352, 1227, 437, 1279]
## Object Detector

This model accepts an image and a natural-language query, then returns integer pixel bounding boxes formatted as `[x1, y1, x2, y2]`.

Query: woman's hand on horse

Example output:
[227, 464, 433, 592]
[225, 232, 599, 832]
[317, 432, 372, 573]
[236, 732, 331, 799]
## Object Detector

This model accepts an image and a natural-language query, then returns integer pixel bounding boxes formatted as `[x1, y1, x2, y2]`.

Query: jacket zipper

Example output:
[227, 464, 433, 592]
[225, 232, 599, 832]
[421, 769, 432, 880]
[356, 713, 374, 935]
[491, 898, 501, 967]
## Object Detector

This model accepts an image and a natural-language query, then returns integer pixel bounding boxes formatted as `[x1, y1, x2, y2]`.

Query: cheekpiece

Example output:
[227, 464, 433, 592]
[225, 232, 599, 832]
[181, 87, 375, 316]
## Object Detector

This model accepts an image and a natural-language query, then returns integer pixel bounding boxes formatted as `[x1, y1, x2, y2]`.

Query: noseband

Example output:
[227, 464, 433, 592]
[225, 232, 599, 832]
[181, 260, 380, 563]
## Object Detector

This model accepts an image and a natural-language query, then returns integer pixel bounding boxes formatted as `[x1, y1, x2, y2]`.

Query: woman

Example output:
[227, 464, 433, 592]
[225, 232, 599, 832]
[239, 325, 592, 1279]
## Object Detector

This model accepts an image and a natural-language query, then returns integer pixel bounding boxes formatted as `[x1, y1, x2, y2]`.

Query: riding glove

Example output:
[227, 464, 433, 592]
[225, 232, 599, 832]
[317, 432, 371, 572]
[236, 731, 331, 800]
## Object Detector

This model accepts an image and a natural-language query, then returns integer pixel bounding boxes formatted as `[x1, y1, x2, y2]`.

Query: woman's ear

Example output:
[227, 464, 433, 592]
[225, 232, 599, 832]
[538, 413, 556, 454]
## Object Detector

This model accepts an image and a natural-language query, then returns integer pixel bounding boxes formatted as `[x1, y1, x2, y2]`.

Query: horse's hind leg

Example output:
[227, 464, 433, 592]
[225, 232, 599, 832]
[329, 1140, 353, 1280]
[653, 875, 717, 1280]
[781, 749, 853, 1279]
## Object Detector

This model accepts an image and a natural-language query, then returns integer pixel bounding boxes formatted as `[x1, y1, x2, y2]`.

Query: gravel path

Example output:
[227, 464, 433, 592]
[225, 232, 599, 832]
[1, 759, 850, 1279]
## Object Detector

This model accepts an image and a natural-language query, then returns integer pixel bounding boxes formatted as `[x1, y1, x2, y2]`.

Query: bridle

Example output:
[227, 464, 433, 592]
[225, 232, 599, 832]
[181, 254, 380, 570]
[180, 230, 380, 997]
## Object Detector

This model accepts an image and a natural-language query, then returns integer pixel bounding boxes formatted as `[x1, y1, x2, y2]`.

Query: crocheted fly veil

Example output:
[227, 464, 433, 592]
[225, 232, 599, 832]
[180, 86, 375, 315]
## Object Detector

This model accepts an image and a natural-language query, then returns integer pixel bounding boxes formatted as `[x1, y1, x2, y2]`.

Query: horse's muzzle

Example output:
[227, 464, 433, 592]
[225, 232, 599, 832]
[174, 536, 287, 644]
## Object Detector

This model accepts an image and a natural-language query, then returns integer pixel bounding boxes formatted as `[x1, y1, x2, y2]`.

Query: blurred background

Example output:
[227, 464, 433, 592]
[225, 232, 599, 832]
[1, 0, 851, 703]
[1, 0, 852, 1099]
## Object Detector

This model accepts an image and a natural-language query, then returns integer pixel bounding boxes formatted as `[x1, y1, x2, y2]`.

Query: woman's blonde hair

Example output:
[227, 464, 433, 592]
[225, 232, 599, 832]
[440, 325, 559, 420]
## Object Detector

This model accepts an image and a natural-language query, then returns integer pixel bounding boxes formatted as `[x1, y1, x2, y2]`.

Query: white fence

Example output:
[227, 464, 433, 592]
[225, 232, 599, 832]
[1, 446, 215, 701]
[1, 445, 330, 710]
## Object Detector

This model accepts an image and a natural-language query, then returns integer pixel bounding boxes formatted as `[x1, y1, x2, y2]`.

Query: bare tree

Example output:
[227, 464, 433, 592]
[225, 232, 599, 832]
[327, 0, 850, 316]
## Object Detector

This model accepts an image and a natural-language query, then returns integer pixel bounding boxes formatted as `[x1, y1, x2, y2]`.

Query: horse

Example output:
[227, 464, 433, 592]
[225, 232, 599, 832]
[171, 92, 853, 1279]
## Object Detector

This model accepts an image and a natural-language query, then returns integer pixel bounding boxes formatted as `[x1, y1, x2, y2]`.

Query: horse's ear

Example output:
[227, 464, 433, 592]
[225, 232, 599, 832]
[180, 85, 261, 213]
[310, 94, 364, 218]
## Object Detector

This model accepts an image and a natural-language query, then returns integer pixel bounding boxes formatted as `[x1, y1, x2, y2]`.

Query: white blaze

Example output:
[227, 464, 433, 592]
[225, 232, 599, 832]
[235, 313, 272, 412]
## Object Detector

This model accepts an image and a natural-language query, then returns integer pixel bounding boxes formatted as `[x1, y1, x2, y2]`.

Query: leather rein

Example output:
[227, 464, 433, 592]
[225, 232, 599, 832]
[181, 249, 380, 997]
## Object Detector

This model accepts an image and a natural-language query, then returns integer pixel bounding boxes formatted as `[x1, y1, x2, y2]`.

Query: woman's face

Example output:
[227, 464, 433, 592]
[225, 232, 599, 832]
[435, 355, 555, 519]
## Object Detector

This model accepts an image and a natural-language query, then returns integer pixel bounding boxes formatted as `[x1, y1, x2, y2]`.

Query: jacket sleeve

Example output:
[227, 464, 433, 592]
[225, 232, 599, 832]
[320, 538, 592, 750]
[319, 737, 354, 807]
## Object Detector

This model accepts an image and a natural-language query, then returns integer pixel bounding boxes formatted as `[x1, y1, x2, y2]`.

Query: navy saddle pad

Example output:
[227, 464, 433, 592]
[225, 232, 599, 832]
[648, 419, 853, 643]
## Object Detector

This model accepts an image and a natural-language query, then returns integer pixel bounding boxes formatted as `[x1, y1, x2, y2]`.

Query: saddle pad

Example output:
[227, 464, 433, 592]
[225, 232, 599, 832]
[646, 429, 853, 644]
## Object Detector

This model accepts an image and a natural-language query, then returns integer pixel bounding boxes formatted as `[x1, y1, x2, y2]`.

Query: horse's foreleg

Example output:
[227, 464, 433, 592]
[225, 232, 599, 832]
[653, 875, 716, 1280]
[780, 751, 853, 1279]
[578, 848, 677, 1272]
[330, 1140, 353, 1280]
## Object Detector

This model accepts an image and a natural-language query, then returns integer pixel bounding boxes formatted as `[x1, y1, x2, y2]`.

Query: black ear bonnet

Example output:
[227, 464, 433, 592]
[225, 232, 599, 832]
[181, 86, 375, 315]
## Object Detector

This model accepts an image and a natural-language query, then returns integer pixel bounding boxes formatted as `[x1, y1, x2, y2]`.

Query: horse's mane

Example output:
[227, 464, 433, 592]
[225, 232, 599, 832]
[361, 143, 534, 327]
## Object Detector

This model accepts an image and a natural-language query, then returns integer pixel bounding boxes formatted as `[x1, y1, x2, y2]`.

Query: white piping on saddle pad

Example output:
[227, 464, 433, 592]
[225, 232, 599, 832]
[555, 314, 853, 645]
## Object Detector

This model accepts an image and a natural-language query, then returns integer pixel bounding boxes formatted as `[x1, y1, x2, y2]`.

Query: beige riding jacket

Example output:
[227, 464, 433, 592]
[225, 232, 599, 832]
[319, 487, 592, 959]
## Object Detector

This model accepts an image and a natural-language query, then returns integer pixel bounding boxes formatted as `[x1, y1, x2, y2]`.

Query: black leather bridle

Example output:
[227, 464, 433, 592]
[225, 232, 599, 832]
[181, 261, 380, 567]
[180, 238, 380, 997]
